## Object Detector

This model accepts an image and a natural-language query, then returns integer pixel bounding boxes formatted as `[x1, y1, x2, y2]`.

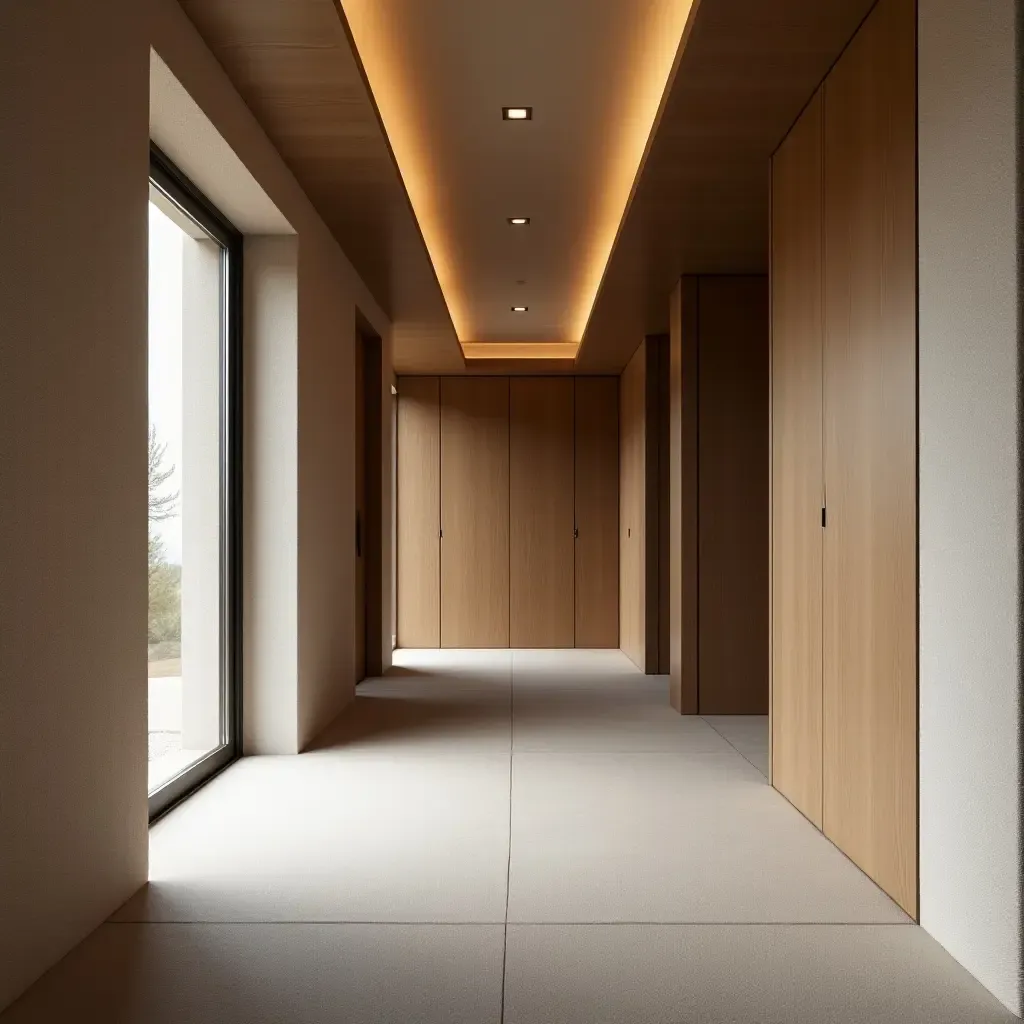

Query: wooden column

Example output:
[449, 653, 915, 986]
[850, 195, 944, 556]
[669, 280, 699, 712]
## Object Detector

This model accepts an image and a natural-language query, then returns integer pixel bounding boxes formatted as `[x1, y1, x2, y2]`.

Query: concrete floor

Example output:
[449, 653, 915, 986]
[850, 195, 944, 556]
[3, 649, 1015, 1022]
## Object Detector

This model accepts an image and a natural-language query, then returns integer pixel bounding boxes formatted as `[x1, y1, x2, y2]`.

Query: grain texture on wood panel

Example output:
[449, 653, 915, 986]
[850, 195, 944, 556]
[440, 377, 511, 648]
[698, 277, 770, 715]
[363, 335, 384, 677]
[510, 378, 575, 648]
[396, 377, 440, 647]
[657, 339, 671, 675]
[574, 377, 620, 648]
[354, 335, 367, 680]
[645, 337, 668, 673]
[669, 279, 699, 713]
[619, 346, 646, 669]
[822, 0, 917, 917]
[770, 93, 824, 827]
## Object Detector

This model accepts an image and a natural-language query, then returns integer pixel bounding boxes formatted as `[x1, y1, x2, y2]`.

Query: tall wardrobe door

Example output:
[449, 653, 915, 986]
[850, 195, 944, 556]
[822, 0, 917, 916]
[510, 378, 575, 647]
[397, 376, 440, 648]
[770, 92, 824, 827]
[574, 377, 619, 648]
[440, 377, 510, 648]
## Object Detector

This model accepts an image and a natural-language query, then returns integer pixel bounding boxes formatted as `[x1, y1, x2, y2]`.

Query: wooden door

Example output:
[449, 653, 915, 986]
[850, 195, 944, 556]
[619, 346, 646, 669]
[354, 337, 366, 680]
[440, 377, 510, 647]
[397, 376, 440, 647]
[510, 378, 575, 647]
[770, 91, 824, 826]
[574, 377, 619, 648]
[822, 0, 917, 916]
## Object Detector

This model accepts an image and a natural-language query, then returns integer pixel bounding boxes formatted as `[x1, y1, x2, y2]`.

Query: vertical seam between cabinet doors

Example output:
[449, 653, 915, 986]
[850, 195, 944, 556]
[819, 84, 828, 832]
[508, 378, 512, 649]
[438, 379, 443, 647]
[768, 158, 775, 783]
[695, 280, 701, 714]
[912, 0, 921, 920]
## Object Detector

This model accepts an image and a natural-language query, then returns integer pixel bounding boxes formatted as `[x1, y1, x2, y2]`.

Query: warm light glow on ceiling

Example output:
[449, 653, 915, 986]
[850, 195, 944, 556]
[511, 305, 528, 313]
[337, 0, 474, 340]
[339, 0, 697, 358]
[568, 0, 697, 343]
[508, 217, 530, 226]
[462, 342, 580, 360]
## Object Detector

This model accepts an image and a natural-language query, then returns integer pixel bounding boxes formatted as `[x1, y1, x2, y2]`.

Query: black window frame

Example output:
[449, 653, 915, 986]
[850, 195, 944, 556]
[147, 144, 243, 822]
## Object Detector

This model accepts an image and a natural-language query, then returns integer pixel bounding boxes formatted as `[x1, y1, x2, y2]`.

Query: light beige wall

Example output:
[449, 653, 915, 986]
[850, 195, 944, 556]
[0, 0, 150, 1010]
[152, 0, 394, 750]
[0, 0, 397, 1009]
[919, 0, 1023, 1011]
[244, 237, 300, 754]
[297, 234, 356, 747]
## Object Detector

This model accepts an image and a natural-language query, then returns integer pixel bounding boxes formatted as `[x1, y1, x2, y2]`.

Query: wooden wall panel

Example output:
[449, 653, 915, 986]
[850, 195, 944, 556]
[354, 335, 367, 679]
[510, 378, 575, 647]
[440, 377, 510, 648]
[656, 339, 671, 675]
[574, 378, 620, 648]
[822, 0, 917, 916]
[396, 376, 440, 647]
[770, 93, 824, 826]
[669, 279, 699, 713]
[698, 277, 770, 714]
[644, 336, 669, 673]
[619, 346, 646, 669]
[362, 334, 384, 678]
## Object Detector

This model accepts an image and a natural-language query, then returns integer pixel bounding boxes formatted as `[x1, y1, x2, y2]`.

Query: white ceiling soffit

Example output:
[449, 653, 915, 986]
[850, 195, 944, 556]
[338, 0, 699, 358]
[150, 50, 293, 236]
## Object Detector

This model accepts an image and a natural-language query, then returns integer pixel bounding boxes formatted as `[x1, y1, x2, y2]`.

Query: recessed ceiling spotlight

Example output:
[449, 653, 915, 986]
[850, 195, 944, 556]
[508, 217, 530, 226]
[502, 107, 532, 120]
[511, 305, 528, 313]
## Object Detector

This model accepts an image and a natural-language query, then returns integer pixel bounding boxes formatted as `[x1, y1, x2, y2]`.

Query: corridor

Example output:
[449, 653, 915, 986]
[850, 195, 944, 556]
[4, 650, 1013, 1022]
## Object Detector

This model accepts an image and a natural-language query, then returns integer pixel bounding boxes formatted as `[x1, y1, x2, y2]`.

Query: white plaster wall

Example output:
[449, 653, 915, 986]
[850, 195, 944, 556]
[243, 236, 300, 754]
[0, 0, 150, 1009]
[918, 0, 1022, 1014]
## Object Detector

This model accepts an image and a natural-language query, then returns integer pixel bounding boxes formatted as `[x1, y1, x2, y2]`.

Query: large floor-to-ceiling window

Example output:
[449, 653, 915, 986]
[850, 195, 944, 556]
[147, 146, 241, 818]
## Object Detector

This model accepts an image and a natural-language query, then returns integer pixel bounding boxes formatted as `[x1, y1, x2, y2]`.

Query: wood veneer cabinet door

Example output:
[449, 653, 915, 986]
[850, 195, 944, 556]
[510, 378, 575, 647]
[669, 279, 699, 713]
[770, 92, 824, 827]
[619, 346, 646, 669]
[440, 377, 510, 648]
[396, 376, 440, 648]
[822, 0, 917, 916]
[574, 377, 619, 648]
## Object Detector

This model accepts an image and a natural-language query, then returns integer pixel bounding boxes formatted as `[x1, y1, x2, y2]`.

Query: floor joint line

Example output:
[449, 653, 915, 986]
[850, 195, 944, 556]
[700, 716, 766, 778]
[500, 652, 514, 1023]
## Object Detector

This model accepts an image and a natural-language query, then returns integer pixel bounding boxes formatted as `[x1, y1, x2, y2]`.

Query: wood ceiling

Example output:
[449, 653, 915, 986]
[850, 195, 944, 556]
[179, 0, 876, 374]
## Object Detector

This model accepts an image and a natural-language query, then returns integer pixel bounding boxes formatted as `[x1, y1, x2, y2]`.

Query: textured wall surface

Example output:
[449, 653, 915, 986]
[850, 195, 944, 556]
[918, 0, 1022, 1014]
[0, 0, 151, 1009]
